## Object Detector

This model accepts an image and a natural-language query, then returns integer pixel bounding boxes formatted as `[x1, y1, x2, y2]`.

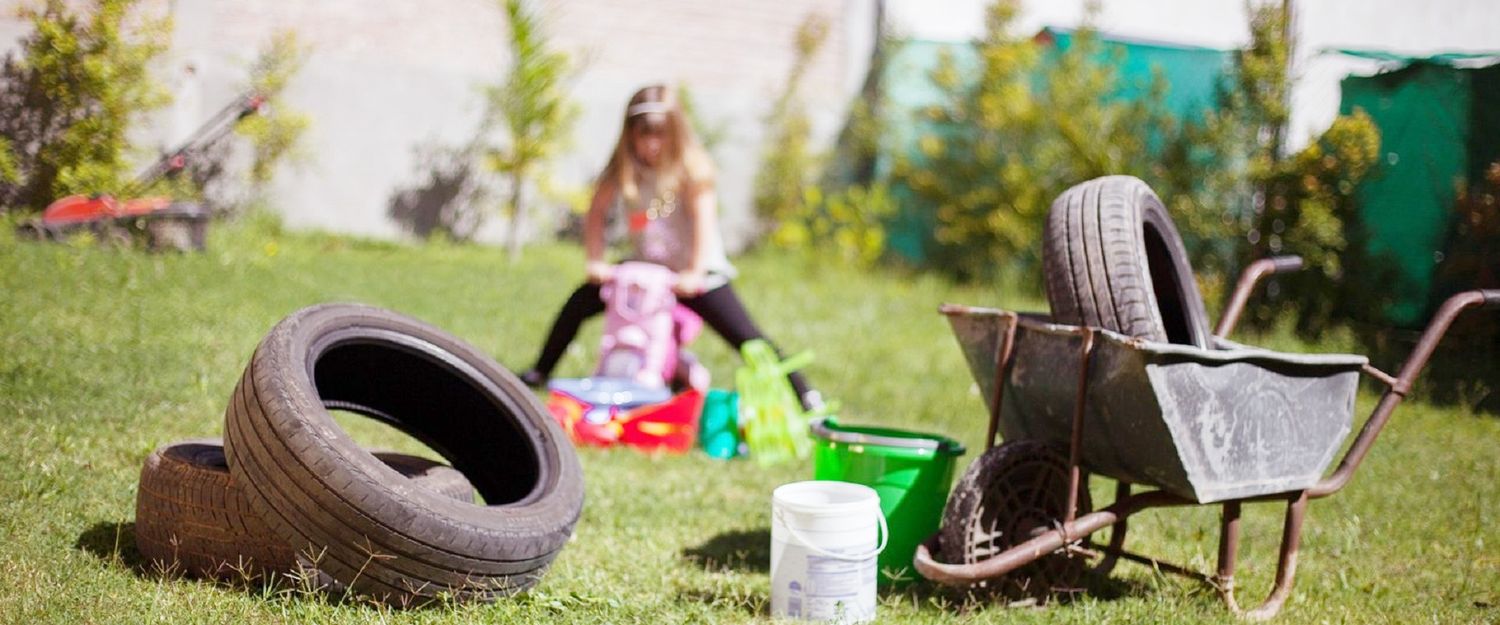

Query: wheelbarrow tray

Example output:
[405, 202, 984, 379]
[943, 305, 1367, 503]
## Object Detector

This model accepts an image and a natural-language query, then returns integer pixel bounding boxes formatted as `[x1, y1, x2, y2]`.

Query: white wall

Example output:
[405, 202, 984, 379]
[0, 0, 875, 250]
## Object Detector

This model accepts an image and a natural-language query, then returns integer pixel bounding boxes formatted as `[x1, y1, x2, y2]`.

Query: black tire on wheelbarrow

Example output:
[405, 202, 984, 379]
[223, 303, 584, 605]
[939, 440, 1091, 602]
[134, 439, 476, 582]
[1042, 175, 1213, 348]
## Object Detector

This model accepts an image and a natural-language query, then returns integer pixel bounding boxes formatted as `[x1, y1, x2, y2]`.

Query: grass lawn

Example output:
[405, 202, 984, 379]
[1, 217, 1496, 624]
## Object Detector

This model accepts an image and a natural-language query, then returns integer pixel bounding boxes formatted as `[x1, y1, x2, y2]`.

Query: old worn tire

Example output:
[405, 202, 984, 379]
[1042, 175, 1213, 348]
[223, 303, 584, 605]
[134, 439, 475, 581]
[939, 440, 1091, 601]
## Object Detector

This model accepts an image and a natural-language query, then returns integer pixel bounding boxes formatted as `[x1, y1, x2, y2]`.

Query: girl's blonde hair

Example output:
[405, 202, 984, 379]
[600, 85, 715, 207]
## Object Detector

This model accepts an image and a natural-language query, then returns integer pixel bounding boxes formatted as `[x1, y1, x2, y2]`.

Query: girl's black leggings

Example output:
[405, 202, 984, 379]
[529, 282, 813, 401]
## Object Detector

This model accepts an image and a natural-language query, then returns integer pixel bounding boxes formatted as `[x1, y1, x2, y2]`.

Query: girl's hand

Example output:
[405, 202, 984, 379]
[586, 261, 614, 284]
[674, 270, 706, 297]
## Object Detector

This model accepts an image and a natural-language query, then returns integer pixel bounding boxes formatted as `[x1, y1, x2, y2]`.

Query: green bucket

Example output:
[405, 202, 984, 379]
[810, 418, 966, 584]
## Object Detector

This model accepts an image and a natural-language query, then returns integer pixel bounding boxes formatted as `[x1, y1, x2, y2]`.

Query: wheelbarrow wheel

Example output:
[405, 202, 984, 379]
[939, 440, 1091, 601]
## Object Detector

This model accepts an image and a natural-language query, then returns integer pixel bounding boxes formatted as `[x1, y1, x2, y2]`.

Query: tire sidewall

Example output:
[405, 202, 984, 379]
[231, 303, 583, 562]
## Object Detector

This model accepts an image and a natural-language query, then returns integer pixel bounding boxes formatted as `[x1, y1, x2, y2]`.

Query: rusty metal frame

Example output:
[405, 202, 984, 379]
[916, 254, 1500, 620]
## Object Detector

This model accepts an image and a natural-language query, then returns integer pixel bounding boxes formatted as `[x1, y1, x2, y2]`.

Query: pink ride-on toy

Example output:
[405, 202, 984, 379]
[595, 261, 710, 391]
[547, 261, 711, 452]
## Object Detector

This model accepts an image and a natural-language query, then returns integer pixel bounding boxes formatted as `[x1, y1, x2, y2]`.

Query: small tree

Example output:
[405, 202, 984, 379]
[753, 14, 830, 245]
[485, 0, 576, 262]
[180, 30, 311, 214]
[896, 1, 1185, 281]
[1199, 1, 1382, 331]
[0, 0, 169, 212]
[0, 138, 17, 187]
[677, 83, 729, 156]
[239, 31, 311, 190]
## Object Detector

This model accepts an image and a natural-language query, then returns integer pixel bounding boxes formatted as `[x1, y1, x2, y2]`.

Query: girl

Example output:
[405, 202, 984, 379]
[520, 85, 819, 410]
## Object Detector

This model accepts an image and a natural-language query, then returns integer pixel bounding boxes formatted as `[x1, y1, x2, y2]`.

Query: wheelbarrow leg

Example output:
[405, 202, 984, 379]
[1090, 481, 1131, 577]
[1218, 492, 1308, 621]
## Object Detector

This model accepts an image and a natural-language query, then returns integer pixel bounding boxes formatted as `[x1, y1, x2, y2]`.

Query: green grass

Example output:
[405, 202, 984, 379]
[1, 218, 1496, 624]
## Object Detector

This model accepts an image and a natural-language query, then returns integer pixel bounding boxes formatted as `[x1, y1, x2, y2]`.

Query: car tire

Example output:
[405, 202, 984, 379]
[1042, 175, 1213, 348]
[134, 439, 474, 581]
[223, 303, 584, 605]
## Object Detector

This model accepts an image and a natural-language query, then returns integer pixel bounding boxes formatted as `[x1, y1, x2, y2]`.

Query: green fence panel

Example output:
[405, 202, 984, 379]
[1340, 63, 1471, 326]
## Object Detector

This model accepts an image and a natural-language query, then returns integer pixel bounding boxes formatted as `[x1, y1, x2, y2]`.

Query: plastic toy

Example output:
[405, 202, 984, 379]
[734, 339, 830, 466]
[547, 378, 703, 452]
[596, 261, 709, 390]
[546, 262, 710, 452]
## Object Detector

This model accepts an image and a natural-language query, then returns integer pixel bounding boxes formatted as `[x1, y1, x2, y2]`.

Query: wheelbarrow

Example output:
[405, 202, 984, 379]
[913, 256, 1500, 619]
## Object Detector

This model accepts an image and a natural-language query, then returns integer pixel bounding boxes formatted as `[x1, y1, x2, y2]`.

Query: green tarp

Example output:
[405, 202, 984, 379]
[1339, 53, 1500, 325]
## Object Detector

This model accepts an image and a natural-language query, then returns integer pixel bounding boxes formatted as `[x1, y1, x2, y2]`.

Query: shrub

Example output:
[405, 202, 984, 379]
[755, 14, 893, 268]
[894, 1, 1191, 282]
[753, 13, 830, 243]
[0, 0, 170, 212]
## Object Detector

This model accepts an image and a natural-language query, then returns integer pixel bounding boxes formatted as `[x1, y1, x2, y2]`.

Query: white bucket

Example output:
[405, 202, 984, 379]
[770, 481, 888, 623]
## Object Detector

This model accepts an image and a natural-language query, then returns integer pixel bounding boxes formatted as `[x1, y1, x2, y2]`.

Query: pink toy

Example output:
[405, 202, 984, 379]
[596, 261, 710, 390]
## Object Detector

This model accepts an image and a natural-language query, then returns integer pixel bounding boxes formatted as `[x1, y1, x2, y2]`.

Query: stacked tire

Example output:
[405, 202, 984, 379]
[135, 304, 585, 606]
[1040, 175, 1213, 348]
[135, 439, 476, 581]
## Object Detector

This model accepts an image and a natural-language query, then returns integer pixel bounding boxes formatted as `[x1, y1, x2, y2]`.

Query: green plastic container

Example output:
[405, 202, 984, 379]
[699, 389, 741, 459]
[810, 418, 966, 584]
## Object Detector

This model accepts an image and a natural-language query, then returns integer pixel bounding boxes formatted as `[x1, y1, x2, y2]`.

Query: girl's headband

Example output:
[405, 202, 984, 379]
[626, 101, 671, 118]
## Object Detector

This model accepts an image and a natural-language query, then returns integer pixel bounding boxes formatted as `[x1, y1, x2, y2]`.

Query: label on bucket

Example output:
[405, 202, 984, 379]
[805, 552, 876, 619]
[774, 545, 877, 622]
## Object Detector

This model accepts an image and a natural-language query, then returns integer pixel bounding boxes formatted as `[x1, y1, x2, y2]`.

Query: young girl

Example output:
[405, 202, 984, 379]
[520, 85, 819, 410]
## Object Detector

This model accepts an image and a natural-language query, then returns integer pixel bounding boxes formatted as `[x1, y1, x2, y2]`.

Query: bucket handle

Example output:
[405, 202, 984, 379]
[774, 506, 889, 562]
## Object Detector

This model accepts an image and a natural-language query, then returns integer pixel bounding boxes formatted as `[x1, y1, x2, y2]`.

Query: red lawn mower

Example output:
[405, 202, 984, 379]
[16, 92, 265, 250]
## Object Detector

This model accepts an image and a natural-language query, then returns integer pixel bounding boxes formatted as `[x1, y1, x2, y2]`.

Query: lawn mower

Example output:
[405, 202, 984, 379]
[16, 92, 265, 250]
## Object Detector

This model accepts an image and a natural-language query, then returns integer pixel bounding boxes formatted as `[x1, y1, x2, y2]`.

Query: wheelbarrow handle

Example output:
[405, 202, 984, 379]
[1312, 288, 1497, 498]
[1215, 255, 1305, 339]
[1269, 255, 1305, 273]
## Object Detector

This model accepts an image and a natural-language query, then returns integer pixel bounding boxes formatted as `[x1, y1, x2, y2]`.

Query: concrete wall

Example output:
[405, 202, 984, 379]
[0, 0, 874, 250]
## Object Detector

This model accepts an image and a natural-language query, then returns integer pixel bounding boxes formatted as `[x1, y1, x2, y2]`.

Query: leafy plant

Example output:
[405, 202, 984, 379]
[1204, 1, 1383, 331]
[753, 14, 892, 267]
[0, 137, 18, 187]
[0, 0, 170, 212]
[179, 30, 311, 215]
[753, 13, 830, 242]
[485, 0, 577, 262]
[238, 30, 311, 189]
[677, 83, 728, 157]
[771, 183, 894, 268]
[895, 1, 1187, 282]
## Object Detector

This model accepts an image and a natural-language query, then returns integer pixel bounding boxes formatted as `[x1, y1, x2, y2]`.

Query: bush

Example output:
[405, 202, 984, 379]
[894, 1, 1193, 282]
[755, 14, 892, 268]
[753, 13, 829, 243]
[184, 30, 311, 215]
[0, 0, 169, 212]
